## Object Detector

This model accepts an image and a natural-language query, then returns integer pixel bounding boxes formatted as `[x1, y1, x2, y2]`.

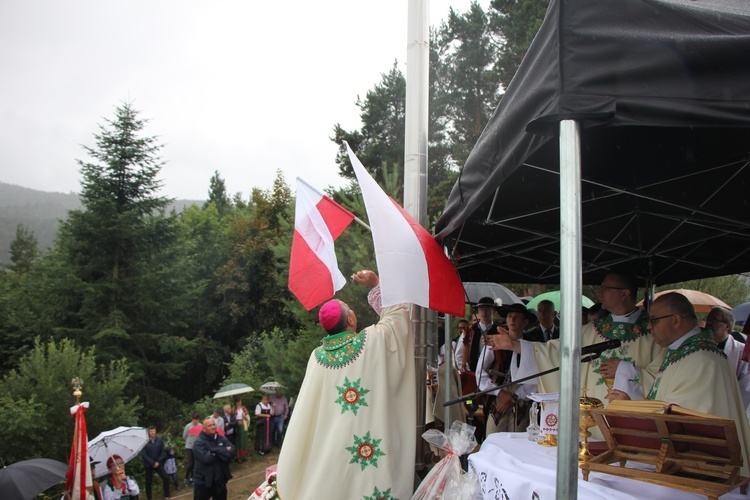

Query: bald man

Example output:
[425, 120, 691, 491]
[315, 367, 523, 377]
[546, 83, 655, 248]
[277, 270, 416, 500]
[612, 292, 750, 476]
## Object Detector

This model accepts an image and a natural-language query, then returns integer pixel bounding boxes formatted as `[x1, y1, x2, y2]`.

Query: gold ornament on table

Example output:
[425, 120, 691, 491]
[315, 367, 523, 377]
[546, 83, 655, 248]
[579, 387, 603, 463]
[538, 432, 558, 447]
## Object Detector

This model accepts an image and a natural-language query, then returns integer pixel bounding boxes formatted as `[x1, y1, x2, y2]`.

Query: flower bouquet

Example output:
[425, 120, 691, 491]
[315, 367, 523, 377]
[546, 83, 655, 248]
[412, 421, 480, 499]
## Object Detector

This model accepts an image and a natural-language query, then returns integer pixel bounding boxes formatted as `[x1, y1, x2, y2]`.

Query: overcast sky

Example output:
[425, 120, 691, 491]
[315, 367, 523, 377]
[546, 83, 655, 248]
[0, 0, 474, 201]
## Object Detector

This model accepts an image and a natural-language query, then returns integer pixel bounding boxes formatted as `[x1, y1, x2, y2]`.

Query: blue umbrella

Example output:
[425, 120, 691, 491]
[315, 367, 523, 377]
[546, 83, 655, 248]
[732, 302, 750, 326]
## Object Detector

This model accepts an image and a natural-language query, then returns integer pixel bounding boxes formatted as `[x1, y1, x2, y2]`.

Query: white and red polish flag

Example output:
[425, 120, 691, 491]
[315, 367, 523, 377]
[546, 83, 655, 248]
[345, 142, 465, 316]
[65, 402, 92, 500]
[288, 178, 355, 310]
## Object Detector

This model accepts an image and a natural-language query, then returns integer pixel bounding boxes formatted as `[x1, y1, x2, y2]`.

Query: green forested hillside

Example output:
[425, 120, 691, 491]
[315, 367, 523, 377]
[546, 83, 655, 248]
[0, 181, 202, 263]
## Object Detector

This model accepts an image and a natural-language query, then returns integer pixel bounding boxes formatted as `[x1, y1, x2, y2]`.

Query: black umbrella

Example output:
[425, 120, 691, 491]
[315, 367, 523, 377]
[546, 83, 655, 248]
[0, 458, 69, 500]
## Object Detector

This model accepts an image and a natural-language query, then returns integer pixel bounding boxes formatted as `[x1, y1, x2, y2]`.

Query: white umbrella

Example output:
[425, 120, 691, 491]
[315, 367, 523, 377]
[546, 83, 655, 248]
[213, 383, 254, 399]
[88, 426, 148, 478]
[463, 282, 523, 306]
[259, 381, 284, 394]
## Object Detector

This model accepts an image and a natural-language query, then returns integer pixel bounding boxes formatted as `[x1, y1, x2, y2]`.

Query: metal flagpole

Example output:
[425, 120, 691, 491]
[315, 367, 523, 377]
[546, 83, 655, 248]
[404, 0, 430, 476]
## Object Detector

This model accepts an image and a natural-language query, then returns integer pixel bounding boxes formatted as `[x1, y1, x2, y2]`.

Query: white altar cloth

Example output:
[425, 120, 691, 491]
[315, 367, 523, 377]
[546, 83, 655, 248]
[469, 432, 749, 499]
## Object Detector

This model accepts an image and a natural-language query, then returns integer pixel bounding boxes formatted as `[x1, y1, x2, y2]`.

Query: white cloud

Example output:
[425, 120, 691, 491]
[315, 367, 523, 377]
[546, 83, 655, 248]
[0, 0, 473, 200]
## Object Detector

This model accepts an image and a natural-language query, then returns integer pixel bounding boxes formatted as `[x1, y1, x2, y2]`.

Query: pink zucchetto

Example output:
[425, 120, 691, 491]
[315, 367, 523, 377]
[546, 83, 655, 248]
[319, 300, 342, 331]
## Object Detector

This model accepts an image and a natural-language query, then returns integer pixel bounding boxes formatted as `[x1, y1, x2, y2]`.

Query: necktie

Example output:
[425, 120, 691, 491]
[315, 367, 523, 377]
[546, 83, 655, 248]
[546, 329, 553, 341]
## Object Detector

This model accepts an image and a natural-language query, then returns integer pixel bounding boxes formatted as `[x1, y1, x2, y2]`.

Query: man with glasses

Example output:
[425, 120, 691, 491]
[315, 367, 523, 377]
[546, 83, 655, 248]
[706, 307, 750, 420]
[613, 292, 750, 475]
[491, 271, 665, 438]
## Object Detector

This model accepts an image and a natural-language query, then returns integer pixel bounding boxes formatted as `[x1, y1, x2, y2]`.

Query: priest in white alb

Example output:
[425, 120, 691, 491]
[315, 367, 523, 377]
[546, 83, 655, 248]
[277, 270, 416, 500]
[610, 292, 750, 476]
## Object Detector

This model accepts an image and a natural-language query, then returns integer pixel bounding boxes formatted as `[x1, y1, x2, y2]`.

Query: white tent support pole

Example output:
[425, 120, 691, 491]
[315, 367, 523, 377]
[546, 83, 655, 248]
[405, 0, 430, 474]
[557, 119, 583, 499]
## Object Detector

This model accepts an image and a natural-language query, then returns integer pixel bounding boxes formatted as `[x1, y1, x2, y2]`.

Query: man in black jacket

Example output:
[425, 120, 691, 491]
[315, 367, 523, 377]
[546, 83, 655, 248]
[526, 299, 558, 342]
[193, 417, 235, 500]
[141, 425, 170, 500]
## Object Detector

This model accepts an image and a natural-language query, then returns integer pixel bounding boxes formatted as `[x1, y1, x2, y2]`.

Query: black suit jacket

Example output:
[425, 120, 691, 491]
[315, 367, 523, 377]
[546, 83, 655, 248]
[526, 325, 558, 342]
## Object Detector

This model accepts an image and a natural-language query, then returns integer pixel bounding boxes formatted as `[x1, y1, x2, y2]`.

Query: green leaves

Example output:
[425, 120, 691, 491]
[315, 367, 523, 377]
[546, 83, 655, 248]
[0, 338, 140, 464]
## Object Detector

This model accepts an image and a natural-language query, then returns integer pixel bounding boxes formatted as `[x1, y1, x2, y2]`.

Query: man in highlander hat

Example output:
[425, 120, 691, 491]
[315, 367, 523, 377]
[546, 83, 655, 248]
[277, 269, 416, 500]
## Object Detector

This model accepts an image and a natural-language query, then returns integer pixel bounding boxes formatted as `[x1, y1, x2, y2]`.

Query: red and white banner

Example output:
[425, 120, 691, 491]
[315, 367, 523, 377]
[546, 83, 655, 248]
[345, 142, 464, 316]
[289, 178, 355, 310]
[65, 402, 92, 500]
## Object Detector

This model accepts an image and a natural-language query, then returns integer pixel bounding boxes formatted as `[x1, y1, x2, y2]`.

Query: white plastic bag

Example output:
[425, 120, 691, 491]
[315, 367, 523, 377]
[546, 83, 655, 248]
[412, 421, 481, 500]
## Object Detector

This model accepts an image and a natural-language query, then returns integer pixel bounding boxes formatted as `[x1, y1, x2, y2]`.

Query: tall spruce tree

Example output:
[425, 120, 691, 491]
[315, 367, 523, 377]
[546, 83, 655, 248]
[6, 224, 40, 274]
[204, 170, 233, 218]
[56, 103, 190, 421]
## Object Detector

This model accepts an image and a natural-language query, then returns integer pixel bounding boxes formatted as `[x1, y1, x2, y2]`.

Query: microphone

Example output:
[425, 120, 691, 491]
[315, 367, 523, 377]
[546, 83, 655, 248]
[486, 339, 621, 379]
[581, 339, 621, 355]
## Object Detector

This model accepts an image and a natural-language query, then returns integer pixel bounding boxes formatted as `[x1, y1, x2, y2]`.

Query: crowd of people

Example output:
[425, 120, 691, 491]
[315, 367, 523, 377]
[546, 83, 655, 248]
[84, 269, 748, 500]
[80, 388, 291, 500]
[440, 271, 750, 473]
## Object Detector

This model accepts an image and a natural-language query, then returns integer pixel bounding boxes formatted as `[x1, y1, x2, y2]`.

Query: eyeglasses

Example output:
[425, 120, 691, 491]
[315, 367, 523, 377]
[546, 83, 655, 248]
[647, 314, 674, 324]
[598, 285, 627, 292]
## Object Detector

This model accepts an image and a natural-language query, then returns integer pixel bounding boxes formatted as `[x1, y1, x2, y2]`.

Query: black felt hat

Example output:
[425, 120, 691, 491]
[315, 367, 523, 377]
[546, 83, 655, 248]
[499, 303, 537, 322]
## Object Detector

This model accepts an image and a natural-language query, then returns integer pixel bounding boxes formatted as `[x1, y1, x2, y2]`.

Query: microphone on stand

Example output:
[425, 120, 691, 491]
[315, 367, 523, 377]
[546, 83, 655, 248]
[487, 339, 621, 378]
[581, 339, 621, 355]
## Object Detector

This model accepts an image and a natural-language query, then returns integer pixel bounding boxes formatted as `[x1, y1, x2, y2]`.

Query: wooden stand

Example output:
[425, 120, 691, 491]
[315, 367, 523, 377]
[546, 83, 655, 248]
[580, 408, 749, 500]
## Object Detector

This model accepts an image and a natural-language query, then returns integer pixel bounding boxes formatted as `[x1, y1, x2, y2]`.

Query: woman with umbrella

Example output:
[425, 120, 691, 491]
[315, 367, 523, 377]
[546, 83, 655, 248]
[254, 394, 273, 456]
[234, 396, 250, 461]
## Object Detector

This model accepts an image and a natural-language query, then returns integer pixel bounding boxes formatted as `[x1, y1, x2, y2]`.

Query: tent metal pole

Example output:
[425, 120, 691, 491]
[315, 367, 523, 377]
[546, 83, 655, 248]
[557, 119, 583, 500]
[404, 0, 430, 475]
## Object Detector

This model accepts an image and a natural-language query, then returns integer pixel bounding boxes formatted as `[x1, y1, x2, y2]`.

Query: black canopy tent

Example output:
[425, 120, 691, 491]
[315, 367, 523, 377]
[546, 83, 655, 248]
[434, 0, 750, 497]
[436, 0, 750, 286]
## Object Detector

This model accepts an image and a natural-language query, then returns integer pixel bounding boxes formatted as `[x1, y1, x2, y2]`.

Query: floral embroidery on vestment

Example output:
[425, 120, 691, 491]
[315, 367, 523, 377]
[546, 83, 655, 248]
[315, 330, 366, 369]
[647, 330, 724, 400]
[335, 377, 370, 415]
[594, 313, 650, 343]
[363, 486, 398, 500]
[589, 313, 651, 386]
[346, 431, 385, 471]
